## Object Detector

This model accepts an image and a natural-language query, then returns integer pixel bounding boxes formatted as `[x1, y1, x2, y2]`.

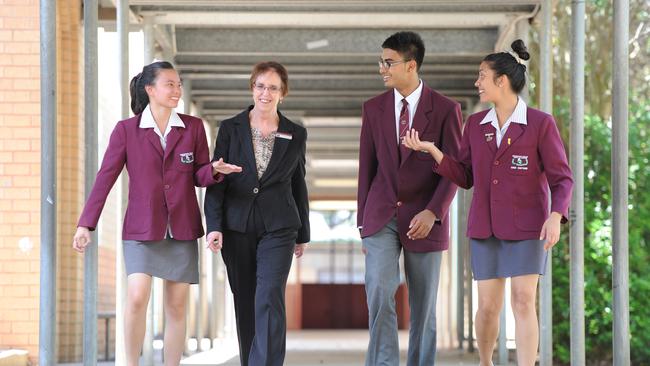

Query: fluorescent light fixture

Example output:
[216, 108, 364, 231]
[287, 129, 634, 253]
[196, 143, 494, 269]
[306, 39, 329, 49]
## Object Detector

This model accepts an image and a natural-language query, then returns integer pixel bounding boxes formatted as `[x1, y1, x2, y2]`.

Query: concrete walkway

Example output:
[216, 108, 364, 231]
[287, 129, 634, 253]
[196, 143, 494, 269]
[60, 330, 511, 366]
[181, 330, 489, 366]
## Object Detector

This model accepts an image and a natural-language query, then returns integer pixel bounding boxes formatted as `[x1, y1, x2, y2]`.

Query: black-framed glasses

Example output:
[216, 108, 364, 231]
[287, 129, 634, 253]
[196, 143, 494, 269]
[253, 82, 282, 93]
[378, 58, 411, 70]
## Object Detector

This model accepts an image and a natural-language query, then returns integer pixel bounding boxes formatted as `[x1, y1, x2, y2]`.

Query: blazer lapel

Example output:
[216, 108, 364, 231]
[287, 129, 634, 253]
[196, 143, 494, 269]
[401, 85, 433, 166]
[380, 91, 400, 169]
[234, 111, 258, 177]
[163, 127, 183, 162]
[260, 112, 292, 184]
[494, 123, 525, 160]
[145, 129, 164, 158]
[480, 123, 498, 155]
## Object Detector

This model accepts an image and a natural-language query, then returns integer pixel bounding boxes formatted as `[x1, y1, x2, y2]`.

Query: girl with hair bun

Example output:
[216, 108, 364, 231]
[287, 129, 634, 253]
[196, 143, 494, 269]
[73, 61, 241, 365]
[403, 40, 573, 366]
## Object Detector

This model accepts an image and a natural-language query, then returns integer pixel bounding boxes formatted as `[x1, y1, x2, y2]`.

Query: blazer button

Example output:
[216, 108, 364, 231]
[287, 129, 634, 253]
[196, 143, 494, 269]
[494, 160, 500, 165]
[492, 179, 499, 185]
[253, 187, 259, 194]
[396, 201, 402, 207]
[164, 184, 170, 190]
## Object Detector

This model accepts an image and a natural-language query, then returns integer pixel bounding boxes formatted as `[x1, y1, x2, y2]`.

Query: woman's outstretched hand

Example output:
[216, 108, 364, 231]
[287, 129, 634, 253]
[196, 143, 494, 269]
[212, 158, 243, 175]
[402, 129, 434, 152]
[402, 129, 444, 163]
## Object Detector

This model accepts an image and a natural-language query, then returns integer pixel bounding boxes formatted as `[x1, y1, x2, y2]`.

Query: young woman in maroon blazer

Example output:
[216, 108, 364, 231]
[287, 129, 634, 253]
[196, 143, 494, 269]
[72, 61, 241, 366]
[403, 40, 573, 366]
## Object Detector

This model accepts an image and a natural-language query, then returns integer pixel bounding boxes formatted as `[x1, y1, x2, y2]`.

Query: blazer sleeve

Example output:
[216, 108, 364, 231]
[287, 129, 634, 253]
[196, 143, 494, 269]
[356, 104, 377, 229]
[77, 122, 127, 230]
[538, 115, 573, 223]
[426, 103, 462, 221]
[292, 128, 310, 243]
[193, 119, 223, 187]
[434, 115, 474, 189]
[204, 122, 230, 233]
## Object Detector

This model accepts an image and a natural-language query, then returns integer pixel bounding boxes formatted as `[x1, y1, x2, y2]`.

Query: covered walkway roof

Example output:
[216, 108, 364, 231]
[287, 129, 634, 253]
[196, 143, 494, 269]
[99, 0, 540, 199]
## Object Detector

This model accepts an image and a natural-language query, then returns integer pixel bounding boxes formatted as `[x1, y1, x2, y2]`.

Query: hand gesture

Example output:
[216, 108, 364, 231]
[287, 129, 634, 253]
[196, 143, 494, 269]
[212, 158, 243, 175]
[402, 129, 435, 153]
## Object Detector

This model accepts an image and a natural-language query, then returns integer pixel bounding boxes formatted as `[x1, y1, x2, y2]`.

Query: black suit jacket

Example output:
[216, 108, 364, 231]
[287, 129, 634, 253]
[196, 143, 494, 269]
[204, 106, 310, 243]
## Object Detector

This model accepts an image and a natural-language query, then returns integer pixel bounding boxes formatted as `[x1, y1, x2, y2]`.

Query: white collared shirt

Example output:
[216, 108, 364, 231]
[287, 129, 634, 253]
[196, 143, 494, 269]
[394, 80, 424, 144]
[479, 97, 528, 147]
[139, 104, 185, 150]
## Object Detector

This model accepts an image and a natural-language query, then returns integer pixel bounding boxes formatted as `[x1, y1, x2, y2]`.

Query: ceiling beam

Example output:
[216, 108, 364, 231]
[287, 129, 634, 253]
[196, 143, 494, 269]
[191, 89, 475, 97]
[176, 63, 478, 73]
[174, 51, 487, 58]
[180, 72, 477, 81]
[131, 0, 540, 9]
[137, 11, 517, 28]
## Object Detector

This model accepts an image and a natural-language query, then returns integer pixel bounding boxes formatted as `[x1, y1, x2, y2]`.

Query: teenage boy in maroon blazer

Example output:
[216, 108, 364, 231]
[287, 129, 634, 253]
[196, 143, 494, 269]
[357, 31, 462, 366]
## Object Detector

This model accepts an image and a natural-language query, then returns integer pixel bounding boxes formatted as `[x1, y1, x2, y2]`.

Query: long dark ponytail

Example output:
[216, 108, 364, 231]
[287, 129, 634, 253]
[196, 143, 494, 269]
[129, 61, 175, 115]
[483, 39, 530, 94]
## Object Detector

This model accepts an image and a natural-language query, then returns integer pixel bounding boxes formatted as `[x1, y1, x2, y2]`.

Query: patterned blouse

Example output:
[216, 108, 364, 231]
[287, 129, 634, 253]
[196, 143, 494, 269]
[251, 127, 276, 179]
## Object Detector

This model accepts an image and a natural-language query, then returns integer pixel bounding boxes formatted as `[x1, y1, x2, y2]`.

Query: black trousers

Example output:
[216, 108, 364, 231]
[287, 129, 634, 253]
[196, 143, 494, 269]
[221, 203, 297, 366]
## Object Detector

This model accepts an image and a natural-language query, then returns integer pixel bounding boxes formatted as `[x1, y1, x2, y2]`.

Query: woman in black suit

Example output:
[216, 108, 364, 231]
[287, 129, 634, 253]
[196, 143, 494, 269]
[204, 61, 310, 366]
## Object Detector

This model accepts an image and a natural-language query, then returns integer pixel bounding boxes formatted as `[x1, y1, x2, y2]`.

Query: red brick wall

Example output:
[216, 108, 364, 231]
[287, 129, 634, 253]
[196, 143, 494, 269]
[0, 0, 42, 362]
[0, 0, 118, 362]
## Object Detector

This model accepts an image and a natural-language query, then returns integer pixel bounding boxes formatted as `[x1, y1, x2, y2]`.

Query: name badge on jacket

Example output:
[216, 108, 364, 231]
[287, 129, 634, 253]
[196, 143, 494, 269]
[180, 152, 194, 164]
[275, 132, 293, 140]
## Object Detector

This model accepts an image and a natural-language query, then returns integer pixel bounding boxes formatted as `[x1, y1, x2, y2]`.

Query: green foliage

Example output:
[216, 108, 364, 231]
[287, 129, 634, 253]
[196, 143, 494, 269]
[550, 99, 650, 365]
[528, 0, 649, 118]
[526, 0, 649, 363]
[626, 102, 650, 366]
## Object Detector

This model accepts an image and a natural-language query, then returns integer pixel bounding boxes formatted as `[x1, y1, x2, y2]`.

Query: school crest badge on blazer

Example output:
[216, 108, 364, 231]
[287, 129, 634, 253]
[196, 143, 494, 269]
[511, 155, 529, 170]
[179, 152, 194, 164]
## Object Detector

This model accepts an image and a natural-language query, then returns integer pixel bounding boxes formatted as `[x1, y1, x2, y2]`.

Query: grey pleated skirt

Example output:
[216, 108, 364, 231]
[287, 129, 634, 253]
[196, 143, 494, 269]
[470, 236, 548, 280]
[123, 238, 199, 284]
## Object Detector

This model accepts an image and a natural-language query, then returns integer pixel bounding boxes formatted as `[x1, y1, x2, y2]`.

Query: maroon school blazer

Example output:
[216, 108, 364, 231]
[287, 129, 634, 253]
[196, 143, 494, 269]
[357, 84, 462, 252]
[435, 107, 573, 240]
[78, 113, 222, 241]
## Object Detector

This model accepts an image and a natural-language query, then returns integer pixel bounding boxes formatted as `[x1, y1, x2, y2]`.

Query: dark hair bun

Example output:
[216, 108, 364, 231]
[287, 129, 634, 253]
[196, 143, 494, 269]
[511, 39, 530, 61]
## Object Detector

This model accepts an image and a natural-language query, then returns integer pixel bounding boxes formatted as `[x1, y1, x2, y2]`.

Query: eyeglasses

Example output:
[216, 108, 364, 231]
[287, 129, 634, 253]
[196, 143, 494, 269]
[378, 58, 411, 70]
[253, 82, 282, 93]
